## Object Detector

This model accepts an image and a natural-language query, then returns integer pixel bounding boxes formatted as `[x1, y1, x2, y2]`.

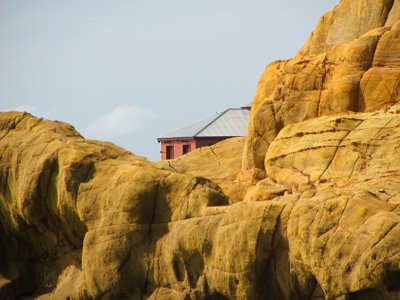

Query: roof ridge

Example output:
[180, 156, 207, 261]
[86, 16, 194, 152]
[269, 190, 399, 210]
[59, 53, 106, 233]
[193, 109, 230, 137]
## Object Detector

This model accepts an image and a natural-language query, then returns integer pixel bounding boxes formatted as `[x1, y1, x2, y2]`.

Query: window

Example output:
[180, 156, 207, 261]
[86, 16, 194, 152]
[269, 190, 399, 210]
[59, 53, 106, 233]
[183, 144, 191, 154]
[166, 145, 174, 159]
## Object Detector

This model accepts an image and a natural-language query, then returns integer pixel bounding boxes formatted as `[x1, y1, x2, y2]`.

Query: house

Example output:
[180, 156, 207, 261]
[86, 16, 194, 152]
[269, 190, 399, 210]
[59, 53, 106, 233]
[157, 108, 250, 160]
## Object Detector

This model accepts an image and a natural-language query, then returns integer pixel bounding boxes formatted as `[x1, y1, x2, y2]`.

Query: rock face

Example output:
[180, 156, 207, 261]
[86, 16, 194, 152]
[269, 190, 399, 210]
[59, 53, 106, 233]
[0, 112, 229, 299]
[3, 108, 400, 299]
[246, 109, 400, 299]
[298, 0, 396, 56]
[243, 0, 400, 179]
[154, 137, 246, 202]
[2, 1, 400, 299]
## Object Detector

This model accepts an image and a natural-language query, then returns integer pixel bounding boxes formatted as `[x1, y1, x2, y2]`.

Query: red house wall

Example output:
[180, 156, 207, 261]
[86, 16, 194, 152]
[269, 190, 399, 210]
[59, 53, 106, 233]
[159, 137, 229, 160]
[160, 139, 196, 160]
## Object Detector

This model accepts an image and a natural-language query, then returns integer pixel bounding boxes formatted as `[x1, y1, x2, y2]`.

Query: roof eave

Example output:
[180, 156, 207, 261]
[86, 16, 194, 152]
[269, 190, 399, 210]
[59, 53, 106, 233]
[157, 135, 244, 141]
[157, 136, 195, 142]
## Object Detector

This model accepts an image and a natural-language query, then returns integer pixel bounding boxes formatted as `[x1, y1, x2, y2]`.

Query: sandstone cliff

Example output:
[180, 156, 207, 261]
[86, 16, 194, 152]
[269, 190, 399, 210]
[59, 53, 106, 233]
[3, 108, 400, 299]
[0, 112, 229, 299]
[2, 0, 400, 299]
[243, 0, 400, 179]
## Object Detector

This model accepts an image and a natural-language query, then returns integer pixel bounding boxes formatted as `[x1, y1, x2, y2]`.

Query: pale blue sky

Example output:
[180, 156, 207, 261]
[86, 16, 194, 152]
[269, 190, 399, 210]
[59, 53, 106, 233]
[0, 0, 338, 160]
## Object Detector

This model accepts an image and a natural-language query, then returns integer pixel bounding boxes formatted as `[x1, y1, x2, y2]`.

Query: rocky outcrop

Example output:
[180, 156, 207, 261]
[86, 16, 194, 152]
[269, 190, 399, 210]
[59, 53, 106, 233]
[154, 137, 246, 202]
[243, 0, 400, 179]
[298, 0, 396, 56]
[2, 0, 400, 299]
[244, 108, 400, 299]
[0, 112, 229, 299]
[2, 107, 400, 299]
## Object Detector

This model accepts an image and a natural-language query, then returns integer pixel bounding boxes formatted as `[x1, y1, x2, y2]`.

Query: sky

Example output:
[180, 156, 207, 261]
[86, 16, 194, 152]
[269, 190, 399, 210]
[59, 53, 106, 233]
[0, 0, 339, 161]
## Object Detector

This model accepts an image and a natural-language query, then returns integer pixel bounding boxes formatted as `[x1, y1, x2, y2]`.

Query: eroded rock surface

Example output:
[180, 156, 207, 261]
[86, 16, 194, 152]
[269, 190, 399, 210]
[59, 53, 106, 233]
[0, 112, 228, 299]
[2, 0, 400, 299]
[243, 0, 400, 179]
[244, 109, 400, 299]
[154, 137, 246, 202]
[2, 109, 400, 299]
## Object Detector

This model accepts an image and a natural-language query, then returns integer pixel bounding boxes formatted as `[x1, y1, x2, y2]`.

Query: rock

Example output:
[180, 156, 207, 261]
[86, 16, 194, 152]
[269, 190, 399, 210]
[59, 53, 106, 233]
[265, 112, 400, 187]
[360, 21, 400, 112]
[243, 0, 400, 179]
[2, 110, 400, 298]
[386, 0, 400, 27]
[2, 0, 400, 299]
[244, 179, 290, 202]
[0, 112, 229, 299]
[298, 0, 398, 56]
[154, 137, 246, 202]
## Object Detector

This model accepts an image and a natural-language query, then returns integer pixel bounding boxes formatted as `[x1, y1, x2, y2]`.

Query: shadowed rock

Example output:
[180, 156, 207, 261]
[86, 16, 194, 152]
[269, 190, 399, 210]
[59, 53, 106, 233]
[2, 106, 400, 299]
[2, 0, 400, 299]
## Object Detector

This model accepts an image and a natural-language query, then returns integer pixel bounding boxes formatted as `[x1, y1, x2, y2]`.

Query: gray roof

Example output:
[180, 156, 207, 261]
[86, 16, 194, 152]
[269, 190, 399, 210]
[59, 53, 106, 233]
[157, 108, 250, 140]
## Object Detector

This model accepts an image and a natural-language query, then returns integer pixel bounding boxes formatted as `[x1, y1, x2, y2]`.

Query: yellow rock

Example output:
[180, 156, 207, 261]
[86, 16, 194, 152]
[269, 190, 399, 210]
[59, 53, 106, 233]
[2, 107, 400, 299]
[298, 0, 397, 56]
[0, 112, 228, 299]
[244, 2, 400, 179]
[154, 137, 246, 202]
[2, 0, 400, 299]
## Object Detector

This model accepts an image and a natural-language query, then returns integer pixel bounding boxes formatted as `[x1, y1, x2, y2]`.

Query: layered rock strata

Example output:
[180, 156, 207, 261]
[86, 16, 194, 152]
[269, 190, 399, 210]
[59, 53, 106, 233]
[2, 110, 400, 299]
[2, 0, 400, 299]
[243, 0, 400, 179]
[0, 112, 228, 299]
